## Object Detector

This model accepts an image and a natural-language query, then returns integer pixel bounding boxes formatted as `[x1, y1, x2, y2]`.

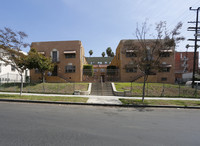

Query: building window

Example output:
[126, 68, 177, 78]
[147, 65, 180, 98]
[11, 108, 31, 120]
[65, 65, 75, 73]
[100, 69, 105, 72]
[161, 77, 167, 81]
[11, 65, 15, 71]
[160, 67, 170, 72]
[94, 69, 98, 72]
[160, 52, 170, 57]
[65, 53, 76, 58]
[52, 51, 58, 62]
[126, 67, 137, 73]
[35, 68, 40, 74]
[98, 62, 102, 65]
[126, 52, 137, 57]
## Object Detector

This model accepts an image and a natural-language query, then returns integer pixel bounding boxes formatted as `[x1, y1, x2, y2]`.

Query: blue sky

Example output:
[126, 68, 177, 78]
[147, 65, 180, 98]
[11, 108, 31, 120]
[0, 0, 199, 57]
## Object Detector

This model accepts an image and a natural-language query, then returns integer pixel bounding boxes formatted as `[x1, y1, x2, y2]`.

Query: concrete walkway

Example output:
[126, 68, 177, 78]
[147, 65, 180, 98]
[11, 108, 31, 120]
[0, 92, 200, 105]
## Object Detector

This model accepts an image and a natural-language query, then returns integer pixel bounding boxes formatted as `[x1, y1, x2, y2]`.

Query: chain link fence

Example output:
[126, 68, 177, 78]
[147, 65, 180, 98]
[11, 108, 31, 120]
[0, 82, 89, 95]
[0, 73, 29, 83]
[115, 82, 200, 98]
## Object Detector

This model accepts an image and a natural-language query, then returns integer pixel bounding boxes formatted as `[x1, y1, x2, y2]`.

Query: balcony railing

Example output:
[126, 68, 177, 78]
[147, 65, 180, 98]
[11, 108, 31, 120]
[52, 58, 59, 63]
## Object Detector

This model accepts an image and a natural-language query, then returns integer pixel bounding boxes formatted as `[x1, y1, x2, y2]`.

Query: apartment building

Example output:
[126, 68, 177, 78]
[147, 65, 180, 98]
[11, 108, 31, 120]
[110, 40, 175, 83]
[175, 51, 199, 82]
[85, 57, 113, 82]
[30, 40, 86, 83]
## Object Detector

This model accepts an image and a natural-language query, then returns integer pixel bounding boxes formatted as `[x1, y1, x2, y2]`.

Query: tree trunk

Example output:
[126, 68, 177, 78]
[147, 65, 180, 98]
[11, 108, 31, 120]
[42, 72, 45, 92]
[20, 74, 23, 96]
[42, 72, 45, 83]
[142, 75, 148, 102]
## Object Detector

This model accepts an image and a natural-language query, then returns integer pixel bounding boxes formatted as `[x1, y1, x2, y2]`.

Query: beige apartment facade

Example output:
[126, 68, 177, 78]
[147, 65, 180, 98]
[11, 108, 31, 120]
[110, 40, 175, 84]
[30, 40, 86, 83]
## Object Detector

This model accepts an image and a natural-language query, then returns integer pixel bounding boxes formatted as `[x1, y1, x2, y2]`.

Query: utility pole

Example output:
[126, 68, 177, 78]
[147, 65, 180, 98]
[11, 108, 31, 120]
[187, 7, 200, 88]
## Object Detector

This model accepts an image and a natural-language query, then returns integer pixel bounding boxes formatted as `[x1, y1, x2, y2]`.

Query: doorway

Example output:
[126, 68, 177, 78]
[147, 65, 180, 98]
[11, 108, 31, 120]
[52, 65, 58, 76]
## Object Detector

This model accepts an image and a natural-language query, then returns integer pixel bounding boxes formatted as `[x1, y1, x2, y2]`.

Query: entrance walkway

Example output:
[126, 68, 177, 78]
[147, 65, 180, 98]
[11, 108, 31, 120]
[90, 82, 113, 96]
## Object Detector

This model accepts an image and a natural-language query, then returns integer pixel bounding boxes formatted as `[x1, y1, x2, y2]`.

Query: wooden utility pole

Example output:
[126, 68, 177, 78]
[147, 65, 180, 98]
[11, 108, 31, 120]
[187, 7, 200, 88]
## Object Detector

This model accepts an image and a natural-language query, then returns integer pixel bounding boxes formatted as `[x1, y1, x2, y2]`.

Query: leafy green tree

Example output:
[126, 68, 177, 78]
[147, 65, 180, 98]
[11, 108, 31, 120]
[106, 47, 112, 57]
[0, 27, 29, 96]
[83, 65, 93, 76]
[26, 48, 54, 83]
[102, 52, 105, 57]
[89, 50, 93, 57]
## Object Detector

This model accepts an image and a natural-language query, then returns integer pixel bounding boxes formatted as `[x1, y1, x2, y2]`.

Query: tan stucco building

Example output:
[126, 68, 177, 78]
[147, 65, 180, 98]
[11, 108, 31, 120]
[110, 40, 175, 84]
[30, 40, 86, 82]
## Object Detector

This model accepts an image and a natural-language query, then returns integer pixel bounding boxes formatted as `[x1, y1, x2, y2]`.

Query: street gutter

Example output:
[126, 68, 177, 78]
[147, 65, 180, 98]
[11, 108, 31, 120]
[0, 98, 200, 109]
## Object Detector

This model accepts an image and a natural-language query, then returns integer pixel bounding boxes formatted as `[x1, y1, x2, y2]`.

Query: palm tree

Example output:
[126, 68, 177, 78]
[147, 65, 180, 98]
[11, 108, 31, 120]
[102, 52, 105, 57]
[106, 47, 112, 57]
[89, 50, 93, 57]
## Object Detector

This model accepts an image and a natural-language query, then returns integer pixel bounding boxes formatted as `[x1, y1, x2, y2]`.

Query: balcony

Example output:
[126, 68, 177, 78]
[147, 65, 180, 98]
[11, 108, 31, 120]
[52, 58, 59, 63]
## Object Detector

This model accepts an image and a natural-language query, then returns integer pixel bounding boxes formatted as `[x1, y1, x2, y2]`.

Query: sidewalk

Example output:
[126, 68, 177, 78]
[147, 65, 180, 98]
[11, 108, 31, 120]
[0, 92, 200, 105]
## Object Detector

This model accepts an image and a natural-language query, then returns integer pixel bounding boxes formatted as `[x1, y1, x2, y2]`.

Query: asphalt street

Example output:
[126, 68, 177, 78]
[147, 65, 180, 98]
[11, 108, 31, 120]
[0, 102, 200, 146]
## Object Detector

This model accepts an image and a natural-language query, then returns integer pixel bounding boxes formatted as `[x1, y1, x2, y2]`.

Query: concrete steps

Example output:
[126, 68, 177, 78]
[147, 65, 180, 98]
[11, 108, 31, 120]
[91, 82, 113, 96]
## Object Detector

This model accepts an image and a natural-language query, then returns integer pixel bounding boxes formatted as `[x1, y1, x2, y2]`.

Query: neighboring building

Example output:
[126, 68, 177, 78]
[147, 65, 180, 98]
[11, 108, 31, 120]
[30, 40, 86, 83]
[110, 39, 175, 83]
[85, 57, 113, 82]
[0, 49, 29, 83]
[175, 51, 199, 82]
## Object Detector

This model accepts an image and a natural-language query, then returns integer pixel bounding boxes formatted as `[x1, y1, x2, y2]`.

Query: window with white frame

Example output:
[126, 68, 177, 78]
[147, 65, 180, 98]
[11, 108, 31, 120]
[65, 65, 76, 73]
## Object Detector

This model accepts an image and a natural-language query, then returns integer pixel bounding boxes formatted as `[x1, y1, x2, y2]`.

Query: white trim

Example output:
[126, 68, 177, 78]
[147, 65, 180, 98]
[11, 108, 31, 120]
[38, 51, 45, 54]
[64, 51, 76, 54]
[126, 50, 137, 52]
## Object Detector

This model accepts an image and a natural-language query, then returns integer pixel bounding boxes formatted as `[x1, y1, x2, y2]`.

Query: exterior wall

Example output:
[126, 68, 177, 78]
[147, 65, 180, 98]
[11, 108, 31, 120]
[0, 49, 30, 83]
[175, 52, 199, 73]
[30, 40, 85, 83]
[111, 39, 175, 84]
[175, 52, 199, 82]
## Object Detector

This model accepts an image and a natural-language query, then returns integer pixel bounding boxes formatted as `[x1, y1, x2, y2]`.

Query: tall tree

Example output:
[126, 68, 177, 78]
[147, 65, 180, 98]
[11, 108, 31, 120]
[106, 47, 112, 57]
[0, 27, 29, 96]
[131, 21, 184, 102]
[102, 52, 105, 57]
[89, 50, 93, 57]
[110, 52, 114, 57]
[26, 48, 54, 83]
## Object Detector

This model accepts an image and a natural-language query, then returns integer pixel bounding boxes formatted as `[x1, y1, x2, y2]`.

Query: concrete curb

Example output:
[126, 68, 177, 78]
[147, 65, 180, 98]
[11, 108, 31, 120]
[0, 98, 200, 109]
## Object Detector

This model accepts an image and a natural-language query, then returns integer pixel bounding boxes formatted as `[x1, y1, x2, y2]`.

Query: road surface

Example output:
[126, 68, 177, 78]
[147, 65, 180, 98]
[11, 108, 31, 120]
[0, 102, 200, 146]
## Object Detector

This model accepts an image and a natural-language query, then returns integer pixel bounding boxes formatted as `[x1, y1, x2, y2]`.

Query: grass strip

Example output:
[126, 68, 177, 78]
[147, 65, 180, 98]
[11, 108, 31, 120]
[119, 99, 200, 107]
[115, 82, 200, 98]
[0, 94, 88, 103]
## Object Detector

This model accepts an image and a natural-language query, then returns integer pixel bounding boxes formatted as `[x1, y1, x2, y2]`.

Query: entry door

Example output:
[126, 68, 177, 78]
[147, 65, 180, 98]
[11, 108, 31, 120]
[52, 65, 58, 76]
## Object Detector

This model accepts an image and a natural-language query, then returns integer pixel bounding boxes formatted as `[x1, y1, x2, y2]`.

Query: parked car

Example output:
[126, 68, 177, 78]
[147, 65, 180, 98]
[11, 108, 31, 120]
[185, 81, 200, 89]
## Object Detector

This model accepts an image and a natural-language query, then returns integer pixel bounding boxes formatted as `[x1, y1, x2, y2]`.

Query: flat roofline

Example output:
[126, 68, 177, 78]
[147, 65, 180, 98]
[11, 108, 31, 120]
[31, 40, 81, 43]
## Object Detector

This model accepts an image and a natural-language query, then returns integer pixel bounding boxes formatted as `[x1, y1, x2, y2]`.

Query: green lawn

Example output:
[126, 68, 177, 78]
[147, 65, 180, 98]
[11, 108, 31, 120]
[0, 83, 89, 94]
[119, 98, 200, 107]
[0, 94, 88, 103]
[115, 82, 200, 98]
